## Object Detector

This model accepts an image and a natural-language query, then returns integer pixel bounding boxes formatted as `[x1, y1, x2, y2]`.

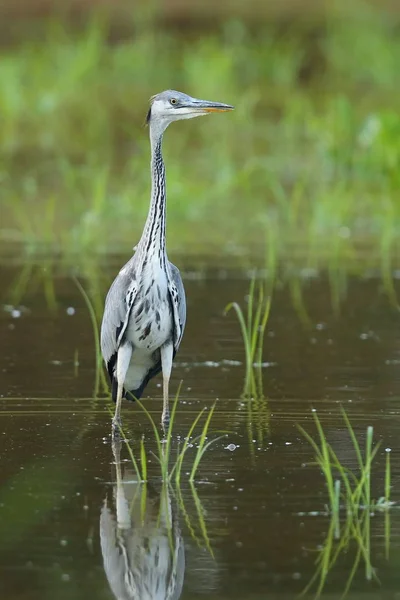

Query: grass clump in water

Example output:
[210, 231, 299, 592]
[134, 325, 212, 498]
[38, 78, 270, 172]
[73, 276, 109, 397]
[225, 275, 272, 455]
[224, 276, 272, 399]
[299, 409, 394, 598]
[111, 389, 224, 485]
[299, 408, 393, 519]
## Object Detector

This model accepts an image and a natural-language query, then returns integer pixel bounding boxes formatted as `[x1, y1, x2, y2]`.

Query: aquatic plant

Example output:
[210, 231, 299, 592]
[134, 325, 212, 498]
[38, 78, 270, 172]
[111, 389, 224, 484]
[73, 276, 108, 396]
[299, 409, 393, 517]
[225, 275, 272, 458]
[224, 277, 272, 398]
[299, 409, 395, 598]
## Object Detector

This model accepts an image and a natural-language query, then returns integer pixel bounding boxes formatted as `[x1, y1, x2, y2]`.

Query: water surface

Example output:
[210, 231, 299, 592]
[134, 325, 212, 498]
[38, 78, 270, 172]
[1, 257, 400, 599]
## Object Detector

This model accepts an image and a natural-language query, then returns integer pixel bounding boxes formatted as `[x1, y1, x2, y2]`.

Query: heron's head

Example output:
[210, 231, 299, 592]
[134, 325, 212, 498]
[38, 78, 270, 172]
[146, 90, 234, 131]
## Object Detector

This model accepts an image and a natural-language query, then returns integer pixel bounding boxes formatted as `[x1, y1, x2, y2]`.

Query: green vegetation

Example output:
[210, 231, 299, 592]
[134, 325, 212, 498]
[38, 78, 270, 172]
[110, 391, 221, 554]
[113, 392, 224, 484]
[73, 276, 109, 396]
[224, 277, 272, 398]
[225, 276, 272, 456]
[299, 409, 395, 598]
[299, 409, 393, 518]
[1, 3, 400, 269]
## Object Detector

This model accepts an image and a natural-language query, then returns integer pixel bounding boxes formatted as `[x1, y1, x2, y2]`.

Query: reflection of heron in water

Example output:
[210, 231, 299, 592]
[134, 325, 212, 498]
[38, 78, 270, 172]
[100, 440, 185, 600]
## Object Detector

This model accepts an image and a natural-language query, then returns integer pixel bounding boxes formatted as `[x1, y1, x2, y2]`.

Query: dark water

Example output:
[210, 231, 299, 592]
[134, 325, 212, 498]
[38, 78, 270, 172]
[1, 256, 400, 600]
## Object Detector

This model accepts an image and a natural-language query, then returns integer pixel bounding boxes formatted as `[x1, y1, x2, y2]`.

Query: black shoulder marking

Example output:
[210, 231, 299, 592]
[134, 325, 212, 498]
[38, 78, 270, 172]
[146, 107, 151, 124]
[116, 322, 123, 341]
[111, 376, 118, 402]
[107, 353, 117, 381]
[167, 287, 179, 353]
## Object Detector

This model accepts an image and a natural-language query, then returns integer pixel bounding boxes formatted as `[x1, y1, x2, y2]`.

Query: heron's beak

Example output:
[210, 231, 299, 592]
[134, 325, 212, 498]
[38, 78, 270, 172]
[190, 99, 234, 113]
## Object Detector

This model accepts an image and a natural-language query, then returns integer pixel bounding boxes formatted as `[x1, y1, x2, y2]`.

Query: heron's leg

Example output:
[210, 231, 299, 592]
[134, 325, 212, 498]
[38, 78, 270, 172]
[111, 437, 122, 464]
[160, 341, 174, 428]
[113, 343, 132, 435]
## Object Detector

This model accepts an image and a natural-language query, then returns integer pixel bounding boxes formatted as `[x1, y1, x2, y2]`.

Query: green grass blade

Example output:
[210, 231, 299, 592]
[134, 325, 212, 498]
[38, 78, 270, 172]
[161, 386, 182, 480]
[249, 284, 264, 362]
[135, 400, 166, 479]
[189, 403, 216, 482]
[256, 294, 272, 367]
[247, 276, 256, 333]
[297, 423, 325, 465]
[140, 436, 147, 482]
[73, 276, 108, 395]
[225, 301, 251, 367]
[341, 407, 363, 471]
[171, 407, 207, 484]
[190, 435, 226, 482]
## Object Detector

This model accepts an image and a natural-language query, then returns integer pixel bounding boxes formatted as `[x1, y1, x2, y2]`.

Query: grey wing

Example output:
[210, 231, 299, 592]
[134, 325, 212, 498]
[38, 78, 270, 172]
[100, 259, 138, 378]
[168, 262, 186, 352]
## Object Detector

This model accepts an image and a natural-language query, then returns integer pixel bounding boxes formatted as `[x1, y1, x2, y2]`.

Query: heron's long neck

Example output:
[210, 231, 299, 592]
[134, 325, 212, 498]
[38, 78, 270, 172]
[137, 128, 167, 268]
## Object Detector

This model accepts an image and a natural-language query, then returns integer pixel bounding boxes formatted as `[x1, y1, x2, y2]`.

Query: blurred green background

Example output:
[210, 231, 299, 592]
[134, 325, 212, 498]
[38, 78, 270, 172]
[1, 0, 400, 267]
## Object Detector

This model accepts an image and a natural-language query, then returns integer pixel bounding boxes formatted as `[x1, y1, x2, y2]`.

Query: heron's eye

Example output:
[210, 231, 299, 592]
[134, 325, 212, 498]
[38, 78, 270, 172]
[170, 98, 177, 105]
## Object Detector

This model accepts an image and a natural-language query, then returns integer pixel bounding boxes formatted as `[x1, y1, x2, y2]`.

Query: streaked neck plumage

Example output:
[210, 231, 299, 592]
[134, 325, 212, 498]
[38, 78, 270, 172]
[136, 121, 167, 271]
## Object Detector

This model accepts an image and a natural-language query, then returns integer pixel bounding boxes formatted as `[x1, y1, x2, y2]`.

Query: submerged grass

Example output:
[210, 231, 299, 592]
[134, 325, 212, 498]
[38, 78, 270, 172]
[299, 409, 395, 598]
[1, 4, 400, 266]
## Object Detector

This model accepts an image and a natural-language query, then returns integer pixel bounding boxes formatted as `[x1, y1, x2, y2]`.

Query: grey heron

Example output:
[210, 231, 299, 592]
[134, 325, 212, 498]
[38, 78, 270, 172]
[100, 90, 233, 432]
